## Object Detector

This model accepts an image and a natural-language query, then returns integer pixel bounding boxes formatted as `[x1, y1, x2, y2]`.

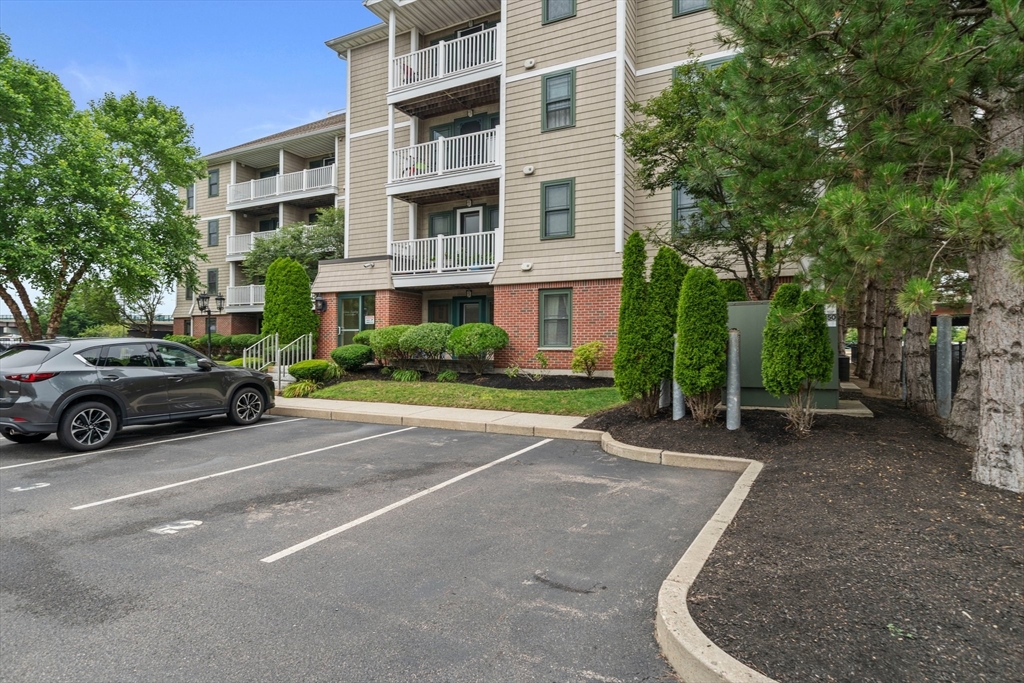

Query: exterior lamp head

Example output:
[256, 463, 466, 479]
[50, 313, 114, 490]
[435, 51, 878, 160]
[214, 294, 225, 312]
[197, 291, 210, 312]
[465, 289, 473, 299]
[314, 296, 327, 313]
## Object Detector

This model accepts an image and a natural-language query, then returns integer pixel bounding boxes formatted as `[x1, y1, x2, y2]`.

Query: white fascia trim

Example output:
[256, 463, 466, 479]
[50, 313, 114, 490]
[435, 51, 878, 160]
[198, 213, 232, 223]
[350, 121, 410, 139]
[505, 51, 616, 84]
[497, 0, 507, 264]
[634, 49, 740, 77]
[614, 0, 626, 254]
[344, 48, 352, 258]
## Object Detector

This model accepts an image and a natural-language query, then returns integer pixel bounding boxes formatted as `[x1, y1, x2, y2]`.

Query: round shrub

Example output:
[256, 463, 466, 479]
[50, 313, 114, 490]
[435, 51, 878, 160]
[447, 323, 509, 375]
[399, 323, 453, 374]
[331, 344, 374, 371]
[165, 335, 197, 347]
[352, 329, 373, 346]
[571, 341, 605, 379]
[288, 359, 337, 383]
[369, 325, 414, 367]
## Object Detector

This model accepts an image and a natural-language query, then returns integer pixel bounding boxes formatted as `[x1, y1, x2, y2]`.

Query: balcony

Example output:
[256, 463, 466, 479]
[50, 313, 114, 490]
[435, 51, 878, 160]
[391, 231, 498, 288]
[388, 26, 502, 118]
[387, 128, 501, 202]
[226, 165, 336, 210]
[226, 284, 265, 308]
[226, 230, 278, 260]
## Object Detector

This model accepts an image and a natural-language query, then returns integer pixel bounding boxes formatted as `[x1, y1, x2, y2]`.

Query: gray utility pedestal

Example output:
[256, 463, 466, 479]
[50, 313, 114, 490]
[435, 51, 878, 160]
[727, 301, 840, 409]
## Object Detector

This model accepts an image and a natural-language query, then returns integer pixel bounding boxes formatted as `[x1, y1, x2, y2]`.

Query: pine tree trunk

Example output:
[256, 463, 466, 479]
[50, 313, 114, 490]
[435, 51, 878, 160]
[969, 246, 1024, 492]
[860, 281, 880, 382]
[869, 287, 886, 388]
[878, 283, 905, 398]
[855, 282, 871, 379]
[904, 312, 936, 416]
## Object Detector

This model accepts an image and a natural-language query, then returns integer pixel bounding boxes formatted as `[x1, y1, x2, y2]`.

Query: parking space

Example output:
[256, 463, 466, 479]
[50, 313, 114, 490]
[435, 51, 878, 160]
[1, 416, 738, 682]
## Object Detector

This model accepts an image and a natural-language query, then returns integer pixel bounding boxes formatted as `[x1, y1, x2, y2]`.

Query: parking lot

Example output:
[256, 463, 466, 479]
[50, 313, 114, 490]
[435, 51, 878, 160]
[1, 415, 738, 682]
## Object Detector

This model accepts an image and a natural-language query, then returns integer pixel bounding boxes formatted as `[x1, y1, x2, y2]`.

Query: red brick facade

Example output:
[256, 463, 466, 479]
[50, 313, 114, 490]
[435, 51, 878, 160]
[315, 297, 338, 360]
[493, 278, 621, 371]
[375, 289, 422, 327]
[172, 314, 260, 337]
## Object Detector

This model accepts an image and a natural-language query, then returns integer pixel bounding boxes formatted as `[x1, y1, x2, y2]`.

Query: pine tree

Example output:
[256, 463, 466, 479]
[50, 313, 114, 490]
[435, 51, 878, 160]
[648, 247, 688, 385]
[262, 257, 319, 345]
[675, 267, 728, 425]
[614, 232, 659, 417]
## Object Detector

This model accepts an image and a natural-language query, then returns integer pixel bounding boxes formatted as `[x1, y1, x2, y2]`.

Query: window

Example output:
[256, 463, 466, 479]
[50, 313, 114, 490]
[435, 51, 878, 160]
[208, 169, 219, 197]
[428, 300, 451, 324]
[674, 0, 709, 16]
[99, 344, 153, 368]
[186, 184, 195, 210]
[259, 167, 279, 178]
[672, 185, 699, 234]
[309, 212, 319, 224]
[542, 70, 575, 131]
[207, 268, 219, 295]
[543, 0, 575, 23]
[207, 219, 219, 247]
[183, 319, 191, 335]
[487, 206, 499, 231]
[77, 347, 102, 366]
[258, 217, 279, 232]
[539, 289, 572, 348]
[428, 212, 453, 237]
[185, 284, 192, 300]
[309, 157, 335, 169]
[155, 343, 202, 368]
[541, 179, 574, 239]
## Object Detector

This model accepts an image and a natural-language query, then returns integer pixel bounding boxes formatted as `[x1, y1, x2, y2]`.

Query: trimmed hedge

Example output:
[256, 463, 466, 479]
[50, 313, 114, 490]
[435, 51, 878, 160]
[400, 323, 453, 374]
[224, 357, 262, 368]
[447, 323, 508, 375]
[193, 333, 230, 356]
[331, 344, 374, 371]
[369, 325, 414, 367]
[229, 334, 262, 353]
[352, 330, 373, 346]
[165, 335, 197, 347]
[675, 267, 728, 425]
[287, 359, 337, 383]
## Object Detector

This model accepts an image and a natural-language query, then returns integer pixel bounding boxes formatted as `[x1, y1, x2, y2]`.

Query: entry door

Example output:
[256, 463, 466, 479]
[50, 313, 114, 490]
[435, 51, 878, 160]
[338, 294, 376, 346]
[457, 208, 483, 234]
[459, 300, 482, 324]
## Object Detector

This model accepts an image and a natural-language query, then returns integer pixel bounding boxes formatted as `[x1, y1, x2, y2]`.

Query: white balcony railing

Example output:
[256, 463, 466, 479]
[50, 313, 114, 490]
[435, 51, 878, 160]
[226, 230, 278, 257]
[392, 231, 497, 275]
[227, 165, 335, 205]
[392, 26, 500, 91]
[227, 284, 265, 307]
[390, 128, 499, 184]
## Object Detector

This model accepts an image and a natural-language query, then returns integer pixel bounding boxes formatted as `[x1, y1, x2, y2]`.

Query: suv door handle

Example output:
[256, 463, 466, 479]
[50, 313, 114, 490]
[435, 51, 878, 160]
[168, 376, 184, 382]
[102, 375, 120, 382]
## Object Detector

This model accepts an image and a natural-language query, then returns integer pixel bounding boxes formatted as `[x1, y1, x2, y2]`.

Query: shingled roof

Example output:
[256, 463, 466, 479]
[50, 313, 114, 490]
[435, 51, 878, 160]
[203, 112, 346, 160]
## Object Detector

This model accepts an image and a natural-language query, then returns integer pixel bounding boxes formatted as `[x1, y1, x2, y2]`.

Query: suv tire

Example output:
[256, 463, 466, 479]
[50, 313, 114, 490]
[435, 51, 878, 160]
[57, 401, 117, 451]
[228, 387, 265, 426]
[1, 429, 50, 444]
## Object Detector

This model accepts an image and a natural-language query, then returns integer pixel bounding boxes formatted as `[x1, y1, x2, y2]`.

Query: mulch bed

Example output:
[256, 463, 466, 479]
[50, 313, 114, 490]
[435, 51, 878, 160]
[579, 395, 1024, 682]
[336, 367, 614, 391]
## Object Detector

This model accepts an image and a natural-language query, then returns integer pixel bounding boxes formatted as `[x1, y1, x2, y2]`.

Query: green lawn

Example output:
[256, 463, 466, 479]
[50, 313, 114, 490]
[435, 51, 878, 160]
[310, 380, 623, 416]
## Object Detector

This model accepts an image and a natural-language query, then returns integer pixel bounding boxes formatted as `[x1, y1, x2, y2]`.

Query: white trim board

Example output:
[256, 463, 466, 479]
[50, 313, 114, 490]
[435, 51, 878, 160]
[505, 51, 617, 84]
[350, 121, 410, 139]
[635, 49, 740, 77]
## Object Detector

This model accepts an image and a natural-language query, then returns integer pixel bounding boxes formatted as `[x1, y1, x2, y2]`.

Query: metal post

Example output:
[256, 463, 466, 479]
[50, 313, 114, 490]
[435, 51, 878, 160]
[936, 314, 952, 419]
[659, 379, 671, 409]
[727, 328, 741, 430]
[274, 333, 281, 386]
[672, 334, 685, 420]
[206, 311, 212, 357]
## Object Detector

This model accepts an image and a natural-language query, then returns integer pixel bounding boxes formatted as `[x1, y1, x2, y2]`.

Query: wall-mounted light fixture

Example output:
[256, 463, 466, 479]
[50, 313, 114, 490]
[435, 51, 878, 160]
[314, 296, 327, 313]
[465, 289, 473, 298]
[363, 262, 375, 268]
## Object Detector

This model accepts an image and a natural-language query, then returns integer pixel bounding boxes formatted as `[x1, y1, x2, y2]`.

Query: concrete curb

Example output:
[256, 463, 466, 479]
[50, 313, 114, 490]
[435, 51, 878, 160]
[268, 403, 774, 682]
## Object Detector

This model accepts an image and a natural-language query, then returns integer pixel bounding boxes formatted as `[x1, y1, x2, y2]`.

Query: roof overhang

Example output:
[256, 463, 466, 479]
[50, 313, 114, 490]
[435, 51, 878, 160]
[326, 0, 501, 55]
[204, 126, 344, 168]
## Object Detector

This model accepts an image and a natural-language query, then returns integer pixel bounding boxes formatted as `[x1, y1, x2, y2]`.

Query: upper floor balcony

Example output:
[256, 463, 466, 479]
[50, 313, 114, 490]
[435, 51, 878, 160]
[388, 25, 502, 118]
[225, 225, 315, 261]
[386, 127, 502, 203]
[390, 230, 499, 288]
[226, 284, 265, 309]
[226, 165, 337, 211]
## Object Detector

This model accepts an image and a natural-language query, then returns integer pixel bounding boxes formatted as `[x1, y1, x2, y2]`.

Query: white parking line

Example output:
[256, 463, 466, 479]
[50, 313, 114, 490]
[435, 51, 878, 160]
[70, 426, 417, 510]
[260, 438, 553, 564]
[0, 418, 307, 471]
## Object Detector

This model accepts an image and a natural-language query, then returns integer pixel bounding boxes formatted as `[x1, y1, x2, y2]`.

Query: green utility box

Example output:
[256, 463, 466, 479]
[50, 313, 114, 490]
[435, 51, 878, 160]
[727, 300, 840, 409]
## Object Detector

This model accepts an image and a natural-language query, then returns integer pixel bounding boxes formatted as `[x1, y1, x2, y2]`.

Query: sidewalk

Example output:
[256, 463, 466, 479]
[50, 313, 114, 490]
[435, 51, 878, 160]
[269, 396, 603, 441]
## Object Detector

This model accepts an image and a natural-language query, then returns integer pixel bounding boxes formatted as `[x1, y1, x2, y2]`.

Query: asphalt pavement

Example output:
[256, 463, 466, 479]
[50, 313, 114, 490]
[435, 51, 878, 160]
[0, 415, 737, 682]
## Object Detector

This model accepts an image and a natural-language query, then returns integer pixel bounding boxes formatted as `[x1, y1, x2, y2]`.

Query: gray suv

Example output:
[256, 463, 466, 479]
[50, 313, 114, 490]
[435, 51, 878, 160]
[0, 338, 276, 451]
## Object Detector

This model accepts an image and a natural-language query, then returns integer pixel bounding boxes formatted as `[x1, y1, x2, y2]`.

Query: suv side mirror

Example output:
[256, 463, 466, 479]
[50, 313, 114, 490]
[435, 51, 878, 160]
[197, 358, 214, 370]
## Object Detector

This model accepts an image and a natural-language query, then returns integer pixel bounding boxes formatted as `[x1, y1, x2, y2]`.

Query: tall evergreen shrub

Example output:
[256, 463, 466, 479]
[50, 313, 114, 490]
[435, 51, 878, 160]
[648, 247, 688, 386]
[262, 257, 319, 345]
[613, 232, 659, 417]
[675, 267, 728, 425]
[762, 284, 833, 432]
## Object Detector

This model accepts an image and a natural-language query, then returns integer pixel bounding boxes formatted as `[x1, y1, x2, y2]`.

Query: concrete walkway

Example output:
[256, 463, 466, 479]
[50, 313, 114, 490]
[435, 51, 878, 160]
[270, 397, 601, 440]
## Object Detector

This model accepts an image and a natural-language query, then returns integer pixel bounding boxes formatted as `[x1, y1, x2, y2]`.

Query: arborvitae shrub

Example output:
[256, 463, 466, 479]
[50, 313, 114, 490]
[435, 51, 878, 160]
[648, 247, 688, 385]
[330, 344, 374, 371]
[262, 257, 319, 345]
[675, 267, 728, 425]
[719, 279, 748, 302]
[613, 232, 660, 417]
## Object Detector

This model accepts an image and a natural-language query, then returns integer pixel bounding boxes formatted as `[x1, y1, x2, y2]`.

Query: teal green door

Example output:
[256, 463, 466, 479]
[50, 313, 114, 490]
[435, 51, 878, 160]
[338, 294, 376, 346]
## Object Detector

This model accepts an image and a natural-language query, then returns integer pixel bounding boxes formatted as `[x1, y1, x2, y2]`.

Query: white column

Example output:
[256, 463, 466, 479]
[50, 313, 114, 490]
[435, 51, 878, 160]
[497, 5, 507, 264]
[230, 160, 237, 185]
[344, 49, 352, 258]
[230, 211, 236, 237]
[386, 195, 394, 256]
[410, 26, 419, 52]
[387, 9, 396, 91]
[613, 0, 626, 253]
[387, 105, 395, 183]
[278, 148, 285, 174]
[278, 202, 284, 228]
[409, 203, 417, 241]
[229, 261, 236, 289]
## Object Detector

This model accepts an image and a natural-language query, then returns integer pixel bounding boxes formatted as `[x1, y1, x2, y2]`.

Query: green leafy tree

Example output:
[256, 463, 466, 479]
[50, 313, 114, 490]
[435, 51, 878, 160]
[0, 34, 205, 340]
[261, 258, 318, 345]
[614, 232, 660, 417]
[648, 247, 688, 386]
[242, 207, 344, 282]
[675, 267, 728, 425]
[762, 284, 833, 433]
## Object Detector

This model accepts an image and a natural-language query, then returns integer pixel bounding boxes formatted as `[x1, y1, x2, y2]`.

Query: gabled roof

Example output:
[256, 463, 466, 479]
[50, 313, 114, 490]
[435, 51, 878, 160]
[203, 113, 347, 162]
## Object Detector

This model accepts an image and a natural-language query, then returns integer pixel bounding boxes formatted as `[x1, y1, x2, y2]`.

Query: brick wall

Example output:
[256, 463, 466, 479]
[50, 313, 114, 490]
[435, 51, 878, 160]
[493, 279, 621, 371]
[315, 296, 338, 360]
[375, 289, 422, 327]
[173, 314, 259, 337]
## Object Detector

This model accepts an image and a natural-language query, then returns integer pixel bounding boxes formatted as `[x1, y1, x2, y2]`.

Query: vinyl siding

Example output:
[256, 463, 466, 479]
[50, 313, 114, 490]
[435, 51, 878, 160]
[494, 59, 619, 286]
[415, 195, 500, 239]
[313, 258, 393, 292]
[195, 163, 229, 216]
[349, 34, 410, 134]
[282, 150, 304, 174]
[635, 1, 726, 70]
[505, 0, 616, 80]
[346, 131, 411, 258]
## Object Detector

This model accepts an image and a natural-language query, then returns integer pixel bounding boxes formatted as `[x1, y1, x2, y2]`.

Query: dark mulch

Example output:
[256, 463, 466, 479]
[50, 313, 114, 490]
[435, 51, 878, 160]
[579, 395, 1024, 682]
[337, 367, 614, 391]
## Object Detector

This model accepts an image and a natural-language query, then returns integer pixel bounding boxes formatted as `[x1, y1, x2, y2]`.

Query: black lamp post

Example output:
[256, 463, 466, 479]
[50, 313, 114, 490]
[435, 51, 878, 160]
[196, 291, 225, 357]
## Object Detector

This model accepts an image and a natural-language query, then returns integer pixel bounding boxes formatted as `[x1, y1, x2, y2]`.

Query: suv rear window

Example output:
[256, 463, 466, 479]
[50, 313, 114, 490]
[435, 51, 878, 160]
[0, 345, 54, 367]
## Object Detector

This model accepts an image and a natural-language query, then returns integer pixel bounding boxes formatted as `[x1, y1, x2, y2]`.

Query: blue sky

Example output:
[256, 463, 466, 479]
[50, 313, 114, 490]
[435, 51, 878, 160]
[1, 0, 378, 317]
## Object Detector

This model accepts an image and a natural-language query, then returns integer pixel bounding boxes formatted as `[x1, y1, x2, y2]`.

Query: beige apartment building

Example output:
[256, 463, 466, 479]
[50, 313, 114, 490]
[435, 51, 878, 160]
[172, 115, 346, 337]
[174, 0, 733, 370]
